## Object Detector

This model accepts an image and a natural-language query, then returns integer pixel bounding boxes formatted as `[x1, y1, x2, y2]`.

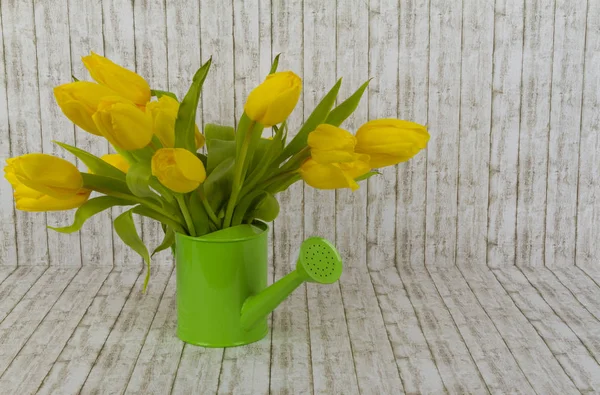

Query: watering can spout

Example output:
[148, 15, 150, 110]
[240, 237, 343, 331]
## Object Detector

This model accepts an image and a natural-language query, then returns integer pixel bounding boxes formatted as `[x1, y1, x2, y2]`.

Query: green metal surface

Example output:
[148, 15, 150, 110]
[175, 223, 343, 348]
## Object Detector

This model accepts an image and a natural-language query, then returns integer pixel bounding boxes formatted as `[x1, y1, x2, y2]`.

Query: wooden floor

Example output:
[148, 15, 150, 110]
[1, 264, 600, 394]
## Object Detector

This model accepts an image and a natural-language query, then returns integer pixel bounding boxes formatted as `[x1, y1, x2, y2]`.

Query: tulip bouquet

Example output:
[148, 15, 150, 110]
[4, 53, 428, 288]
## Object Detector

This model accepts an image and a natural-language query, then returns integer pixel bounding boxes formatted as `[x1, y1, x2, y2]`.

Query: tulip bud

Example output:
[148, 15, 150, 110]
[355, 119, 429, 168]
[101, 153, 130, 173]
[146, 96, 205, 149]
[54, 81, 119, 135]
[82, 52, 151, 106]
[307, 124, 357, 164]
[299, 154, 370, 191]
[92, 97, 154, 150]
[151, 148, 206, 193]
[244, 71, 301, 127]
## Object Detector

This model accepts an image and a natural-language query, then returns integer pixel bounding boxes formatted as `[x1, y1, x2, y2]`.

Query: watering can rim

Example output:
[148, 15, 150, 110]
[175, 221, 269, 244]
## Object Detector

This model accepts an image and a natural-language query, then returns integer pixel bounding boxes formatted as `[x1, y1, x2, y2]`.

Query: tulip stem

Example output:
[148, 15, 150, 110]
[198, 188, 221, 227]
[103, 190, 185, 226]
[224, 121, 256, 228]
[176, 194, 196, 236]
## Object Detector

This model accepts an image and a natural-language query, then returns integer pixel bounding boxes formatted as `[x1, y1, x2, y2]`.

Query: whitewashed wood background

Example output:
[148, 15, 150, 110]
[0, 0, 597, 269]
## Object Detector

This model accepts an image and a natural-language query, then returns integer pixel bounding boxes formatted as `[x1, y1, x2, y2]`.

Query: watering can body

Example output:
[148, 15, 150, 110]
[175, 222, 269, 347]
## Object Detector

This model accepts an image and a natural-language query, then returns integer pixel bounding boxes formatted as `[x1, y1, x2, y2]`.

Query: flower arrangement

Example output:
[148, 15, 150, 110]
[3, 53, 429, 289]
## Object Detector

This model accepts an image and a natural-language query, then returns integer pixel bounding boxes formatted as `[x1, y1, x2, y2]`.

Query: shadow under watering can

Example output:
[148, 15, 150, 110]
[175, 222, 343, 347]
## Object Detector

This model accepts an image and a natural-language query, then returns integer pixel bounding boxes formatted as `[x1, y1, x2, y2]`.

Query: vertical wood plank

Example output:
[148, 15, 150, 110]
[396, 0, 429, 268]
[101, 0, 140, 268]
[1, 0, 49, 266]
[545, 0, 587, 267]
[456, 1, 494, 266]
[487, 0, 524, 268]
[0, 8, 17, 267]
[425, 0, 462, 267]
[270, 1, 312, 393]
[516, 0, 555, 267]
[575, 1, 600, 268]
[133, 0, 168, 262]
[68, 0, 114, 266]
[34, 0, 82, 267]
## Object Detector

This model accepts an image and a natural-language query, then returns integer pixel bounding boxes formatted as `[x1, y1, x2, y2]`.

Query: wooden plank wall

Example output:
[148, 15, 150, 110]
[0, 0, 597, 268]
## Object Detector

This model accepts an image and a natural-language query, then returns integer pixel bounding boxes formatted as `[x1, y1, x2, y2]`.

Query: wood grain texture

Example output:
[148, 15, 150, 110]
[170, 345, 222, 394]
[68, 0, 114, 266]
[486, 0, 524, 268]
[36, 269, 140, 395]
[493, 266, 600, 390]
[516, 0, 555, 268]
[575, 1, 600, 268]
[396, 0, 429, 268]
[425, 0, 462, 267]
[0, 266, 110, 394]
[456, 0, 493, 267]
[459, 264, 580, 394]
[0, 266, 46, 323]
[545, 0, 588, 267]
[550, 266, 600, 321]
[1, 0, 48, 266]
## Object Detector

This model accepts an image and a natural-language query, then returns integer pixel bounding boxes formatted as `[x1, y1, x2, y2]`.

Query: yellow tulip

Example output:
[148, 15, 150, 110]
[146, 96, 205, 149]
[54, 81, 119, 135]
[299, 154, 370, 191]
[92, 97, 154, 150]
[4, 156, 90, 212]
[151, 148, 206, 193]
[244, 71, 301, 127]
[355, 119, 429, 168]
[307, 124, 357, 164]
[5, 154, 83, 199]
[82, 52, 151, 106]
[101, 153, 130, 173]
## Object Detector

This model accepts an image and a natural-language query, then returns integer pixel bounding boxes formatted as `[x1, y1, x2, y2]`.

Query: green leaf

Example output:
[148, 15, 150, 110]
[206, 139, 236, 174]
[355, 171, 381, 182]
[175, 58, 212, 151]
[326, 79, 371, 127]
[203, 157, 234, 213]
[151, 89, 178, 101]
[205, 123, 235, 142]
[279, 79, 342, 161]
[188, 190, 210, 236]
[249, 193, 279, 223]
[114, 209, 151, 292]
[131, 205, 187, 235]
[126, 163, 160, 200]
[152, 226, 175, 257]
[48, 196, 132, 233]
[72, 75, 79, 82]
[82, 173, 133, 195]
[55, 141, 126, 181]
[196, 153, 208, 169]
[269, 54, 280, 74]
[231, 190, 264, 226]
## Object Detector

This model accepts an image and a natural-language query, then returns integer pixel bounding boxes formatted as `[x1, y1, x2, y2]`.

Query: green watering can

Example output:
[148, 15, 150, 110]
[175, 222, 343, 347]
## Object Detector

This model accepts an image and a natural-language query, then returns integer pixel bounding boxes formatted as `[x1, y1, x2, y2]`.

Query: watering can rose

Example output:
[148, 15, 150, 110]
[147, 96, 205, 149]
[355, 119, 430, 168]
[54, 81, 119, 136]
[92, 97, 154, 150]
[307, 124, 357, 164]
[244, 71, 301, 127]
[299, 154, 370, 191]
[151, 148, 206, 193]
[82, 52, 151, 106]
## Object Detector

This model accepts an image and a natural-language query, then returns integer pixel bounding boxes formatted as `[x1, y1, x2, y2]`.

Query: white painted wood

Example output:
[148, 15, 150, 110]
[0, 8, 17, 268]
[551, 266, 600, 321]
[370, 267, 446, 394]
[170, 345, 222, 394]
[1, 0, 48, 266]
[0, 267, 15, 287]
[0, 266, 46, 322]
[101, 0, 141, 268]
[576, 2, 600, 268]
[0, 266, 110, 393]
[516, 0, 555, 268]
[545, 0, 588, 267]
[487, 0, 524, 268]
[424, 0, 462, 267]
[458, 264, 580, 394]
[68, 0, 114, 267]
[427, 266, 536, 394]
[493, 266, 600, 390]
[399, 265, 489, 393]
[124, 271, 182, 394]
[36, 269, 140, 395]
[456, 0, 493, 267]
[396, 0, 429, 268]
[0, 267, 79, 376]
[79, 265, 172, 394]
